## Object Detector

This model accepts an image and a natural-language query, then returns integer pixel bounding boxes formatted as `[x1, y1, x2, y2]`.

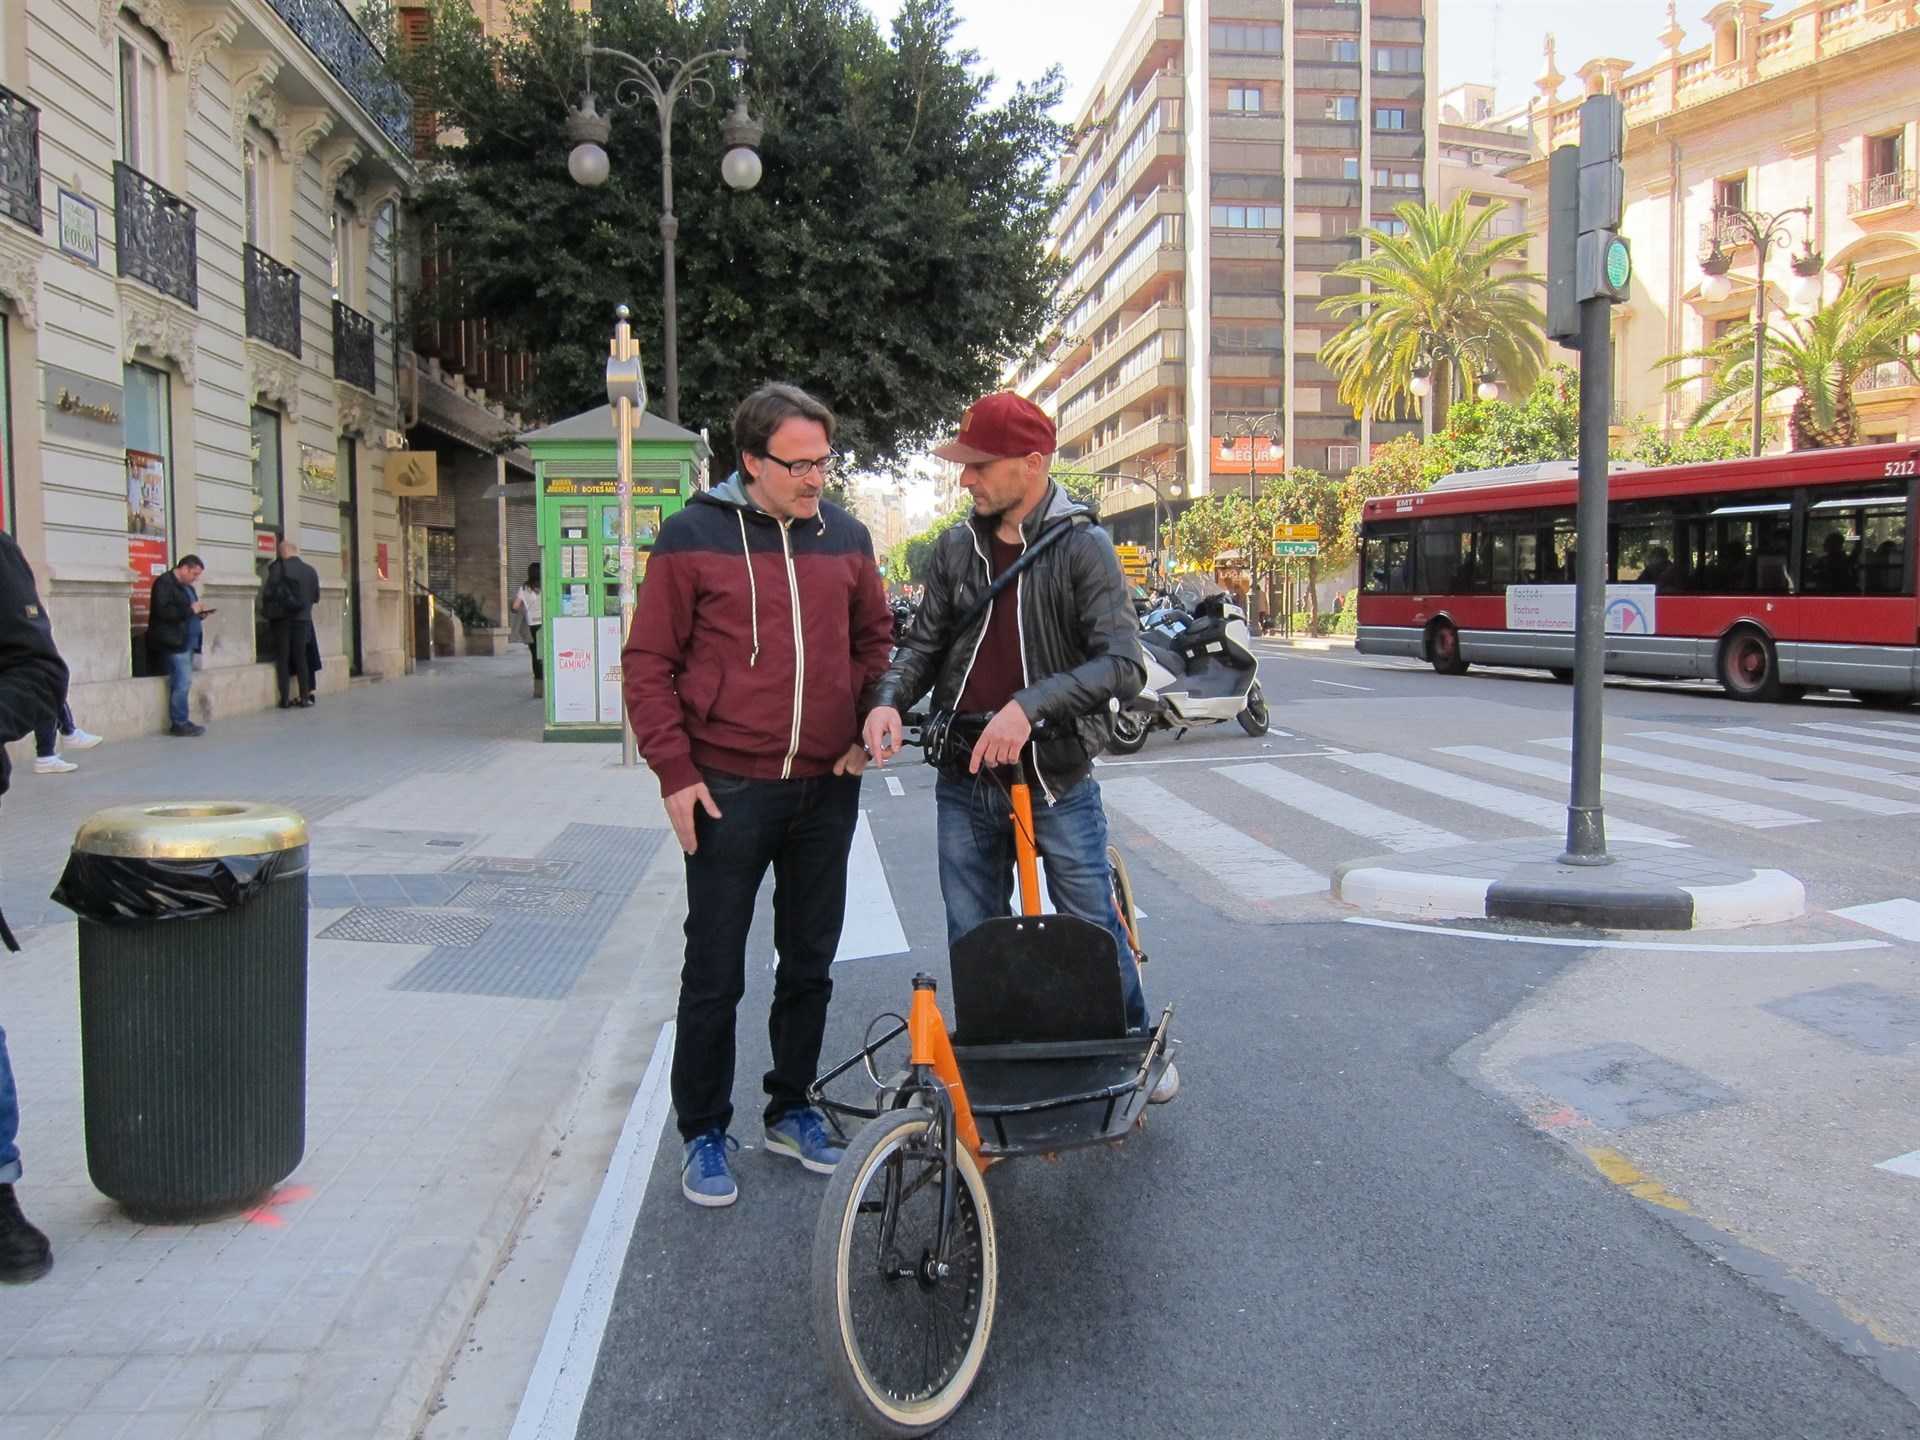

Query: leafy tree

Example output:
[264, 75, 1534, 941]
[1048, 463, 1106, 512]
[1617, 416, 1751, 467]
[1658, 267, 1920, 449]
[888, 497, 971, 584]
[1262, 467, 1338, 622]
[1319, 195, 1545, 431]
[1420, 363, 1581, 483]
[390, 0, 1068, 474]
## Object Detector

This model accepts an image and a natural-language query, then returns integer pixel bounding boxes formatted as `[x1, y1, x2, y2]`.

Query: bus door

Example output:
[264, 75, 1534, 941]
[1790, 478, 1915, 657]
[1674, 491, 1798, 645]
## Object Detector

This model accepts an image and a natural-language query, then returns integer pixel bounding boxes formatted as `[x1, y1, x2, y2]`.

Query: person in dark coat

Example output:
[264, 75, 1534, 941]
[0, 530, 70, 1283]
[147, 555, 207, 737]
[263, 537, 322, 708]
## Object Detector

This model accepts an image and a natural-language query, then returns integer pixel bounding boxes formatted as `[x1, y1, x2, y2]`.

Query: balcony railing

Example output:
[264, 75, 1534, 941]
[114, 162, 197, 308]
[1855, 360, 1916, 392]
[333, 298, 376, 393]
[244, 244, 301, 356]
[264, 0, 411, 152]
[0, 85, 41, 233]
[1848, 170, 1914, 214]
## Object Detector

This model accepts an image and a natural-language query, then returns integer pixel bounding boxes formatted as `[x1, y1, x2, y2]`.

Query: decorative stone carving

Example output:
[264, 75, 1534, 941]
[357, 180, 404, 229]
[184, 4, 241, 109]
[317, 136, 366, 200]
[102, 0, 187, 70]
[118, 279, 199, 383]
[226, 52, 284, 148]
[246, 338, 302, 420]
[334, 381, 385, 438]
[0, 226, 43, 330]
[286, 108, 337, 164]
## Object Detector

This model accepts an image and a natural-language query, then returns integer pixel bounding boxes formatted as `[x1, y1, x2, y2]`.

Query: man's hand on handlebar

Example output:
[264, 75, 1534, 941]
[968, 701, 1032, 774]
[863, 706, 905, 766]
[665, 782, 721, 855]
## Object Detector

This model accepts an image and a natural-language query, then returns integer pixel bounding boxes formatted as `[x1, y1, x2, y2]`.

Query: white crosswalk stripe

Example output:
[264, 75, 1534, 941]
[1633, 729, 1920, 794]
[1335, 752, 1685, 845]
[1833, 898, 1920, 944]
[1531, 738, 1920, 817]
[1216, 763, 1467, 852]
[1719, 725, 1920, 765]
[1101, 776, 1324, 898]
[1437, 744, 1812, 828]
[1796, 720, 1920, 747]
[833, 811, 909, 963]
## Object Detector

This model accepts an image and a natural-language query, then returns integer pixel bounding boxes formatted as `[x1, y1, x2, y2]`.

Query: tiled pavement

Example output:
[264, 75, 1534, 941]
[0, 657, 681, 1439]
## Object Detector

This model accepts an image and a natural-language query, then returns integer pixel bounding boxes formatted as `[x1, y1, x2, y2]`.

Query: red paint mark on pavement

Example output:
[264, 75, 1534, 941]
[242, 1184, 315, 1228]
[1536, 1106, 1585, 1130]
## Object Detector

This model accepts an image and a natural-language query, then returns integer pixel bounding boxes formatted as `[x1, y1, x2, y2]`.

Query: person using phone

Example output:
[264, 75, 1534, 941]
[147, 555, 208, 737]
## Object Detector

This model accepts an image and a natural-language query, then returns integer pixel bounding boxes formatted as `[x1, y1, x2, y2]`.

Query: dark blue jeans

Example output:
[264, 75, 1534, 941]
[33, 704, 75, 759]
[165, 651, 193, 729]
[673, 770, 861, 1142]
[0, 1023, 20, 1184]
[934, 772, 1148, 1033]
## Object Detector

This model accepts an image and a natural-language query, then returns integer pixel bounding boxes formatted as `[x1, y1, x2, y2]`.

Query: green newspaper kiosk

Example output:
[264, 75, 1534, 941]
[519, 405, 710, 741]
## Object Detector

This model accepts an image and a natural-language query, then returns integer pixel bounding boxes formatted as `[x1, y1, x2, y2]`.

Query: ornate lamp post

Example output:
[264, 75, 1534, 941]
[565, 36, 764, 425]
[1698, 202, 1822, 457]
[1132, 457, 1184, 581]
[1408, 330, 1500, 431]
[1218, 411, 1281, 617]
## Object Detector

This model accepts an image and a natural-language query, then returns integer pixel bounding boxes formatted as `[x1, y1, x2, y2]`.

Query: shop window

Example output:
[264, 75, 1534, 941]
[251, 405, 283, 661]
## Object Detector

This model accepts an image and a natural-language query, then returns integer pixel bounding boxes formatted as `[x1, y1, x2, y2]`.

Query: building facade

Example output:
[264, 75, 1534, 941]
[1014, 0, 1437, 546]
[0, 0, 418, 737]
[1515, 1, 1920, 448]
[1436, 82, 1530, 257]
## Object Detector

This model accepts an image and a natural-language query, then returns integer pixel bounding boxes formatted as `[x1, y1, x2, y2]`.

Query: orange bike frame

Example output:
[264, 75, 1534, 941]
[1011, 781, 1041, 917]
[907, 981, 987, 1166]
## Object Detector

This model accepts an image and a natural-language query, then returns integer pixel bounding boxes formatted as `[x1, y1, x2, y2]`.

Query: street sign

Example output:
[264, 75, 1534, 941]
[1272, 523, 1320, 541]
[1272, 540, 1319, 558]
[1114, 544, 1147, 560]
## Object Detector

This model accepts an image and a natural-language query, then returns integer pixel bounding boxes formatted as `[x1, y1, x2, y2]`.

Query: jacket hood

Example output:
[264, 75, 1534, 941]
[695, 472, 760, 513]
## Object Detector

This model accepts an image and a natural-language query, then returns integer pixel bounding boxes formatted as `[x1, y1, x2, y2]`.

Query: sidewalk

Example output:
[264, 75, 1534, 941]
[0, 657, 684, 1440]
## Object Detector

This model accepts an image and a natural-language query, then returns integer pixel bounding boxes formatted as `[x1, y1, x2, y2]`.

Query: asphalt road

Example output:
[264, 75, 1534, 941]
[575, 697, 1920, 1438]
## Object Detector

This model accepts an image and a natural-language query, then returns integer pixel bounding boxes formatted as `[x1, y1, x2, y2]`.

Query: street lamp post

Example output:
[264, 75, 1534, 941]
[1698, 203, 1822, 457]
[1409, 331, 1501, 432]
[1131, 458, 1183, 581]
[606, 304, 646, 768]
[566, 36, 764, 425]
[1218, 411, 1281, 618]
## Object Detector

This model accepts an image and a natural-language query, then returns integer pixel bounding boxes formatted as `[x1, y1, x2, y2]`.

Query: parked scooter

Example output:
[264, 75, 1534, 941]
[1109, 592, 1268, 753]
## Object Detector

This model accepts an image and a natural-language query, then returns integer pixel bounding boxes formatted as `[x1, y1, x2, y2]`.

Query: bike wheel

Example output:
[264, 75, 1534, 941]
[1107, 844, 1145, 964]
[813, 1108, 997, 1437]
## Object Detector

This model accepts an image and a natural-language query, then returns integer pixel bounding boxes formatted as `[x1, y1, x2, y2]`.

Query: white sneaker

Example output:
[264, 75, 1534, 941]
[63, 728, 103, 750]
[33, 756, 77, 774]
[1149, 1060, 1179, 1105]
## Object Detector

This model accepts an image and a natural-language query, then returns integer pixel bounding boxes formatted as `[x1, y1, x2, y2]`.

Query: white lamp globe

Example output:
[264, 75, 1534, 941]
[568, 142, 610, 188]
[1791, 270, 1822, 308]
[721, 146, 763, 192]
[1409, 373, 1431, 398]
[1476, 378, 1499, 402]
[1700, 270, 1733, 304]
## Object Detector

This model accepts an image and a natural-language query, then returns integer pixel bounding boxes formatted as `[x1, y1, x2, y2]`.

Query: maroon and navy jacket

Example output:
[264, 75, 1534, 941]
[623, 473, 894, 798]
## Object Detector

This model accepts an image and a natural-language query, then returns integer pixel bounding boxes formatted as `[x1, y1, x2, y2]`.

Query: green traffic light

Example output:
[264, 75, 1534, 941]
[1606, 238, 1632, 291]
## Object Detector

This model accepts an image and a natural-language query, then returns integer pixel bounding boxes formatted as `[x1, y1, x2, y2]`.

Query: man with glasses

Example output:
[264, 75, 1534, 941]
[625, 382, 894, 1208]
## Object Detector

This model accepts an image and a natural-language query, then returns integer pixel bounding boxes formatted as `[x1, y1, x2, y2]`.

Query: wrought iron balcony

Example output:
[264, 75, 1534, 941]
[244, 244, 301, 356]
[264, 0, 411, 152]
[114, 162, 197, 308]
[0, 85, 41, 233]
[1848, 170, 1915, 214]
[1855, 360, 1915, 392]
[333, 298, 376, 393]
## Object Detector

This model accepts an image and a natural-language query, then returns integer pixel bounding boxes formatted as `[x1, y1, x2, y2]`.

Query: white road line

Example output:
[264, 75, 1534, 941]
[1098, 748, 1328, 769]
[1218, 762, 1466, 852]
[1101, 777, 1324, 898]
[1719, 725, 1920, 765]
[509, 1022, 676, 1440]
[1438, 744, 1812, 829]
[1875, 1151, 1920, 1179]
[1797, 720, 1920, 747]
[884, 775, 905, 797]
[1342, 916, 1889, 953]
[1342, 752, 1686, 846]
[1531, 738, 1920, 817]
[1636, 730, 1920, 794]
[1833, 897, 1920, 944]
[1310, 678, 1374, 691]
[833, 811, 909, 963]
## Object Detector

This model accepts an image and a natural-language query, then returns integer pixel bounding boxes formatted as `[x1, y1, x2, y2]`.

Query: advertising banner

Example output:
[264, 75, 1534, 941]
[127, 537, 169, 626]
[597, 615, 625, 723]
[551, 617, 598, 722]
[1505, 584, 1657, 635]
[126, 450, 167, 536]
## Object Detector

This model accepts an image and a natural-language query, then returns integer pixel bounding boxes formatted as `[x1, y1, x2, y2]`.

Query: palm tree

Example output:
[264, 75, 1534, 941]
[1660, 267, 1920, 449]
[1319, 196, 1546, 431]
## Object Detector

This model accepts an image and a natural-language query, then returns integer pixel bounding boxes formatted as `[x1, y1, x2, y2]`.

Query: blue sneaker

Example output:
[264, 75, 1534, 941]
[681, 1131, 739, 1208]
[764, 1107, 844, 1174]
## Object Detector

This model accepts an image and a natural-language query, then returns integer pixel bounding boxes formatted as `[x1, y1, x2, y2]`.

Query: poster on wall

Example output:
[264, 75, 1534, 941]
[126, 450, 167, 536]
[551, 617, 598, 723]
[127, 537, 169, 626]
[597, 615, 625, 724]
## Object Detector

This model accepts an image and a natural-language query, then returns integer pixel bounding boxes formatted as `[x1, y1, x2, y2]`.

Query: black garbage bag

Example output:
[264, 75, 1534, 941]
[52, 849, 302, 925]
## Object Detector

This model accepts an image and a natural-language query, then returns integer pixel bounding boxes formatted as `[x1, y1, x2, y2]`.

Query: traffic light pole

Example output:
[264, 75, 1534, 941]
[1563, 295, 1612, 863]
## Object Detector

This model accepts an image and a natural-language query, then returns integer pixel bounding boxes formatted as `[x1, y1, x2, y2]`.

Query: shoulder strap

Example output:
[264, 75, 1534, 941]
[955, 517, 1083, 634]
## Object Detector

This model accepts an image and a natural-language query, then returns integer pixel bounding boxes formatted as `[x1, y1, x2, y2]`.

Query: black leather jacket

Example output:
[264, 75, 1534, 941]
[871, 482, 1145, 799]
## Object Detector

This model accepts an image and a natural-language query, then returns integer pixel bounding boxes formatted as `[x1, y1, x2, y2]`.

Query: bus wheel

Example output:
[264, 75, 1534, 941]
[1428, 622, 1469, 676]
[1718, 628, 1782, 702]
[1548, 668, 1574, 684]
[1853, 689, 1916, 710]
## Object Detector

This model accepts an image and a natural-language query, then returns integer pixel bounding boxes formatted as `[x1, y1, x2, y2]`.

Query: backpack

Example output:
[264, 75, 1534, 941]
[261, 562, 299, 621]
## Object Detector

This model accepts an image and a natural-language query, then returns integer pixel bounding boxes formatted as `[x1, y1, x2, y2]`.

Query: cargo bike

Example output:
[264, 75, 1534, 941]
[807, 712, 1177, 1435]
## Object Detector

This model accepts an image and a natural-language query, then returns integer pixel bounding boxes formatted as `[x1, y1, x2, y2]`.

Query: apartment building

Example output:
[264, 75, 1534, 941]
[1436, 82, 1531, 246]
[0, 0, 418, 737]
[1514, 0, 1920, 446]
[1014, 0, 1437, 547]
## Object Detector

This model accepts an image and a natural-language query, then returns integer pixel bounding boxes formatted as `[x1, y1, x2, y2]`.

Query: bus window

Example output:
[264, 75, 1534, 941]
[1681, 494, 1793, 594]
[1419, 521, 1474, 591]
[1548, 513, 1577, 582]
[1513, 532, 1540, 583]
[1484, 529, 1515, 589]
[1802, 483, 1909, 595]
[1612, 500, 1685, 589]
[1361, 528, 1413, 593]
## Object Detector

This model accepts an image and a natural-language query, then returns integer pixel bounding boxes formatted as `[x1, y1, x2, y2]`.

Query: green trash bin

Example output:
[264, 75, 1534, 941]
[60, 802, 309, 1221]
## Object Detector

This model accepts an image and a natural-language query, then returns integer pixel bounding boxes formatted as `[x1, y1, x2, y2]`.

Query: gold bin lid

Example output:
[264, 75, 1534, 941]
[72, 803, 310, 860]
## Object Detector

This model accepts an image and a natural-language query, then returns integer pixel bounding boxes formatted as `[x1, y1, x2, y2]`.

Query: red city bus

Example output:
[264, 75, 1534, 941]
[1354, 442, 1919, 705]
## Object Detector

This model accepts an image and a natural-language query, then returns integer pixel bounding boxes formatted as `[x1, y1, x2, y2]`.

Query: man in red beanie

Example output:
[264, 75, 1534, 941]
[863, 393, 1174, 1100]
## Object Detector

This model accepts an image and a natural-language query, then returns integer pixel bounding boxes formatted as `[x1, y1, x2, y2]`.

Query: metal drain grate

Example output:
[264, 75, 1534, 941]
[320, 907, 493, 947]
[448, 856, 579, 882]
[454, 882, 595, 914]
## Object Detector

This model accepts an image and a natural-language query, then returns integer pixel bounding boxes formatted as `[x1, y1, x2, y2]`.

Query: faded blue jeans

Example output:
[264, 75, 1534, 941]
[165, 651, 193, 729]
[0, 1024, 20, 1184]
[934, 772, 1148, 1033]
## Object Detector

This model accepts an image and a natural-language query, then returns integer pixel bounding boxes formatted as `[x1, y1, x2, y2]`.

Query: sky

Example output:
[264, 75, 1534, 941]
[859, 0, 1690, 120]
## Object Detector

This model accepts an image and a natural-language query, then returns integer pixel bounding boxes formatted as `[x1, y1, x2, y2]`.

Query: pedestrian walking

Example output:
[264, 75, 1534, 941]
[509, 563, 543, 698]
[262, 537, 321, 709]
[623, 382, 894, 1209]
[147, 555, 209, 737]
[0, 530, 73, 1283]
[27, 608, 101, 773]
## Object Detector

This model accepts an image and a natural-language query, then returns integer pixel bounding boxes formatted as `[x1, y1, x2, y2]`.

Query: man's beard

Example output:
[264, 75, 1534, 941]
[972, 495, 1015, 519]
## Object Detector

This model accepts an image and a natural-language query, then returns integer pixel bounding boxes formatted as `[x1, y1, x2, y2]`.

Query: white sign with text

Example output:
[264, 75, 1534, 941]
[1505, 584, 1657, 635]
[551, 617, 598, 723]
[597, 615, 625, 724]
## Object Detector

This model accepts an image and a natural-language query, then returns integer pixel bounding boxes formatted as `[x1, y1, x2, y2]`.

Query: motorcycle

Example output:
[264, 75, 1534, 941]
[1108, 591, 1269, 754]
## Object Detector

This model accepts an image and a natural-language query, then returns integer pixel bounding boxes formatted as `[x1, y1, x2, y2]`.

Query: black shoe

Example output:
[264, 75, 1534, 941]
[277, 701, 292, 710]
[168, 722, 206, 737]
[0, 1185, 52, 1284]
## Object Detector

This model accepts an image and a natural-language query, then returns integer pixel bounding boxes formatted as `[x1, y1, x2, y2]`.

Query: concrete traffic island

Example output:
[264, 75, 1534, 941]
[1332, 837, 1806, 931]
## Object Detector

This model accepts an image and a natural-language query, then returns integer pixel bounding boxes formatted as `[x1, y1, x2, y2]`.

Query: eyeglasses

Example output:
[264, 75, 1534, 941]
[759, 450, 840, 479]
